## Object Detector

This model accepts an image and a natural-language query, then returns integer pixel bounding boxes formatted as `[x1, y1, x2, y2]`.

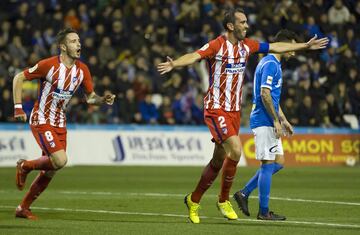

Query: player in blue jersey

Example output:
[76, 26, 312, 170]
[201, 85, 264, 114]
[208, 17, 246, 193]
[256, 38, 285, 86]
[233, 30, 299, 220]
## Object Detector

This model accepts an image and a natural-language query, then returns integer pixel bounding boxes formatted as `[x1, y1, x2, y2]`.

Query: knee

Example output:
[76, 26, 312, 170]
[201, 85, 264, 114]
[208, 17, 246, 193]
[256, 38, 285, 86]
[228, 148, 242, 161]
[51, 155, 68, 169]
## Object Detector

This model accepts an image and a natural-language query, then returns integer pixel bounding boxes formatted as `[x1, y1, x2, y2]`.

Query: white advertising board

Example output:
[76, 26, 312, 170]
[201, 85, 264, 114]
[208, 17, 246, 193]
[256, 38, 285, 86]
[0, 129, 247, 166]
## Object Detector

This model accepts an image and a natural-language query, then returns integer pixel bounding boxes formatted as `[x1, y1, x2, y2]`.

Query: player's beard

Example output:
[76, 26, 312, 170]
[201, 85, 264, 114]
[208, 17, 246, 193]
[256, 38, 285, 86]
[234, 28, 246, 41]
[68, 50, 80, 60]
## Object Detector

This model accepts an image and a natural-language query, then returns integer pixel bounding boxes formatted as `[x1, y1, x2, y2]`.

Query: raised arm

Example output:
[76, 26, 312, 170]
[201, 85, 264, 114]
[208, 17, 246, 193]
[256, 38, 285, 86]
[13, 72, 27, 122]
[157, 52, 201, 75]
[269, 35, 329, 53]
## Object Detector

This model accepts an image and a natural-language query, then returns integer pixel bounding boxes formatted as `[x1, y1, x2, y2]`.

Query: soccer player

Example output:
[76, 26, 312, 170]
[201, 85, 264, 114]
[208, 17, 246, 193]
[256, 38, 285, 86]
[157, 8, 328, 224]
[233, 30, 298, 220]
[13, 28, 115, 220]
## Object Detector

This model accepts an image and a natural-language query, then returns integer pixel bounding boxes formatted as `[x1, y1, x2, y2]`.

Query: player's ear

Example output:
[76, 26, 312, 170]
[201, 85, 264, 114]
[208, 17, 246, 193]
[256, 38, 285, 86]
[227, 22, 234, 31]
[59, 43, 66, 52]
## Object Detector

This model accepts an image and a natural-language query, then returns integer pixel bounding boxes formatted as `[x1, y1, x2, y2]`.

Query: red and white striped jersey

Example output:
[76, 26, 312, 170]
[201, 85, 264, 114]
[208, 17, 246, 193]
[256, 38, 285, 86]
[24, 56, 94, 128]
[197, 35, 261, 111]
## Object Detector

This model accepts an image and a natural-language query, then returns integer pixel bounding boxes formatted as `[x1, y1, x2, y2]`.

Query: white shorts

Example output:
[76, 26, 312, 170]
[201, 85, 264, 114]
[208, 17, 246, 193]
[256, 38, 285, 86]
[252, 126, 284, 161]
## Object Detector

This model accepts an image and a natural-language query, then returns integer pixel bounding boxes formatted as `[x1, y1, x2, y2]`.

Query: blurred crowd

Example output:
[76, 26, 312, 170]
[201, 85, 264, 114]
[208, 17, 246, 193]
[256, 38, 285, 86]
[0, 0, 359, 128]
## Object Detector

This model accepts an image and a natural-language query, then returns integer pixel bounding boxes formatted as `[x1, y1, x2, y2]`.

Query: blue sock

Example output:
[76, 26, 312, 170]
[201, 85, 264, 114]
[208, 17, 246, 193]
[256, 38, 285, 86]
[241, 169, 260, 197]
[241, 163, 283, 198]
[258, 163, 275, 215]
[273, 162, 283, 174]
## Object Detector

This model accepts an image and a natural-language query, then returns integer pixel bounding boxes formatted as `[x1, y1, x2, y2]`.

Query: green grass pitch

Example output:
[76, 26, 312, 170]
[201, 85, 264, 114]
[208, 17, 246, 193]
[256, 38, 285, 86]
[0, 166, 359, 235]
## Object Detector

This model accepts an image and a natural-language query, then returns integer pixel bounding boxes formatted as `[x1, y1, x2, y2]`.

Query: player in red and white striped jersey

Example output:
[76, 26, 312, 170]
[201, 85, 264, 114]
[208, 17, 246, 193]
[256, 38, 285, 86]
[158, 8, 328, 223]
[12, 28, 115, 220]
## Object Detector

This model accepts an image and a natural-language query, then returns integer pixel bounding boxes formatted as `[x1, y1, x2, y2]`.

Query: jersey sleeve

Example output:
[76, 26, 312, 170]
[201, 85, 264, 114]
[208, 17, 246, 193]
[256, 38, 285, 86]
[81, 64, 94, 95]
[23, 59, 49, 81]
[196, 39, 220, 59]
[260, 61, 278, 90]
[244, 38, 269, 54]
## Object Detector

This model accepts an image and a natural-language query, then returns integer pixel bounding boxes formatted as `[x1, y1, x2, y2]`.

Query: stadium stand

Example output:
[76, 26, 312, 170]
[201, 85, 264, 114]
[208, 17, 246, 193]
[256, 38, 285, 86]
[0, 0, 359, 128]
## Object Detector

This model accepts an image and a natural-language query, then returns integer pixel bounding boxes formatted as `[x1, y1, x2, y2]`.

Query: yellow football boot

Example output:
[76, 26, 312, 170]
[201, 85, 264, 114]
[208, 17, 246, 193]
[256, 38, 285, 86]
[217, 200, 238, 220]
[184, 194, 200, 224]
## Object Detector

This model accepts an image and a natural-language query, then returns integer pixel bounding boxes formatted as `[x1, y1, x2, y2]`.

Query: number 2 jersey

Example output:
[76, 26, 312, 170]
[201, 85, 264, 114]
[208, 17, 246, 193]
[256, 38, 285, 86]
[196, 35, 269, 112]
[24, 56, 94, 128]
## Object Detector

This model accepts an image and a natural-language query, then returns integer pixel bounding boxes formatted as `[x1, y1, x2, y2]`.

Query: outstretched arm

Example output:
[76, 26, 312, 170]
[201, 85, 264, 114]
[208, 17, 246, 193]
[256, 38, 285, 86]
[269, 35, 329, 53]
[86, 91, 115, 106]
[13, 72, 27, 122]
[157, 52, 201, 75]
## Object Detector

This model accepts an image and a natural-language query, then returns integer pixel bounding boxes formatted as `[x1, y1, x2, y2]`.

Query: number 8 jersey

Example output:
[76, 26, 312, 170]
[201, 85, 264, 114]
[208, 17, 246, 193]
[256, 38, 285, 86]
[24, 56, 94, 128]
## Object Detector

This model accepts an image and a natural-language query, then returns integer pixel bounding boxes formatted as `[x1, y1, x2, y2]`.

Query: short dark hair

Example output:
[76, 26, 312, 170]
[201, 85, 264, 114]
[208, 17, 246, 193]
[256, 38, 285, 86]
[273, 29, 299, 43]
[222, 8, 245, 31]
[56, 28, 78, 45]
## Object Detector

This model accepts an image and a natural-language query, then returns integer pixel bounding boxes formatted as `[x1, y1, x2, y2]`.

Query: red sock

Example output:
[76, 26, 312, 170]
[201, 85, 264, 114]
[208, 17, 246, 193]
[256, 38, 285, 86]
[20, 171, 53, 209]
[191, 161, 222, 203]
[22, 156, 55, 171]
[219, 157, 238, 202]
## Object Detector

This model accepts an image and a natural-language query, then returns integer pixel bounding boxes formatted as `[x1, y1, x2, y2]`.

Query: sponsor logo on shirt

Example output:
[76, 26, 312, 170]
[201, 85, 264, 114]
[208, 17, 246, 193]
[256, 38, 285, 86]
[225, 62, 245, 74]
[52, 88, 74, 100]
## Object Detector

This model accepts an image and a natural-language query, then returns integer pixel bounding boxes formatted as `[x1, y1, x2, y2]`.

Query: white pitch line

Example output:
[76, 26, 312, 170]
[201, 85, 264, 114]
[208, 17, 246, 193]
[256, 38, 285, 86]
[58, 191, 360, 206]
[0, 205, 359, 229]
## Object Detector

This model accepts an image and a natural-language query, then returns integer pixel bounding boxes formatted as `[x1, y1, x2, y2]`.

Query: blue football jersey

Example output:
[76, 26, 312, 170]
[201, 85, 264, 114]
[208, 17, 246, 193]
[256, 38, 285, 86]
[250, 54, 282, 129]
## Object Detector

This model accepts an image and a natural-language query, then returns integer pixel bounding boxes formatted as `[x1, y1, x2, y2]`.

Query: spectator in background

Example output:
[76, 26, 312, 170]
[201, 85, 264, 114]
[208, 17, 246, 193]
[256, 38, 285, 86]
[328, 0, 350, 26]
[298, 95, 318, 126]
[97, 37, 116, 68]
[304, 16, 323, 38]
[348, 81, 360, 119]
[318, 100, 332, 127]
[118, 89, 142, 124]
[64, 8, 81, 30]
[338, 49, 357, 75]
[0, 1, 358, 128]
[140, 94, 159, 124]
[0, 89, 12, 122]
[158, 95, 175, 125]
[282, 98, 299, 125]
[326, 93, 344, 126]
[172, 92, 185, 124]
[191, 94, 204, 125]
[133, 73, 151, 101]
[8, 36, 28, 67]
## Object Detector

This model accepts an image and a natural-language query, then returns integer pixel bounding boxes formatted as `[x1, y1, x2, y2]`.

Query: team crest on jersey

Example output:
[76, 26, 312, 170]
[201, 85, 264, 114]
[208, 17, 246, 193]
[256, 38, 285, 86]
[239, 49, 246, 57]
[28, 64, 38, 73]
[222, 127, 228, 135]
[49, 141, 56, 148]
